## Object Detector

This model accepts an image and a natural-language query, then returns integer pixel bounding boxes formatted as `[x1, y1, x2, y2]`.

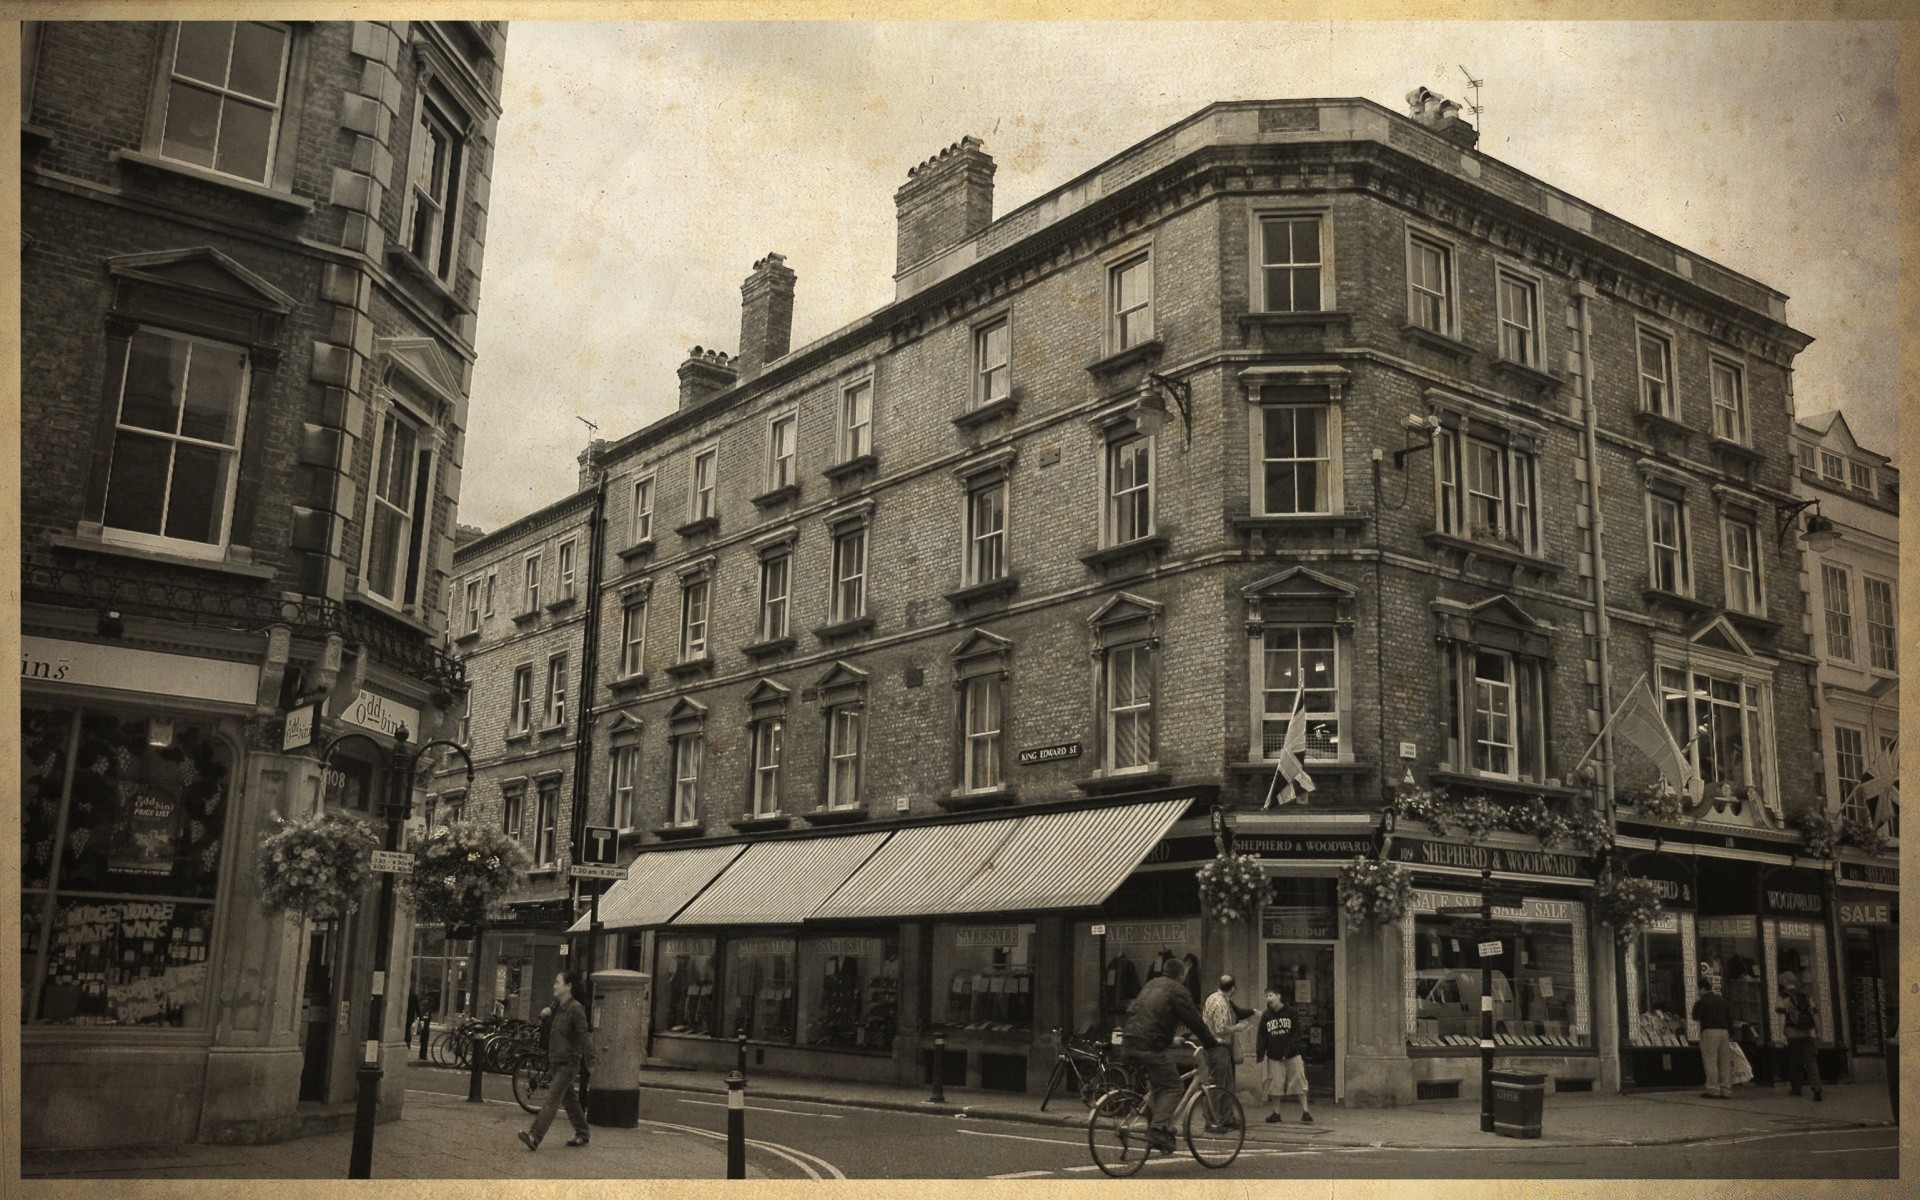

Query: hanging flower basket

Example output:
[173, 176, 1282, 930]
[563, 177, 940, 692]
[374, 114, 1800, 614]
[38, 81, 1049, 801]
[1837, 815, 1889, 857]
[402, 821, 533, 931]
[1558, 807, 1614, 857]
[1337, 857, 1414, 928]
[1593, 872, 1667, 945]
[1615, 781, 1688, 823]
[1195, 853, 1267, 926]
[255, 811, 381, 922]
[1788, 808, 1839, 860]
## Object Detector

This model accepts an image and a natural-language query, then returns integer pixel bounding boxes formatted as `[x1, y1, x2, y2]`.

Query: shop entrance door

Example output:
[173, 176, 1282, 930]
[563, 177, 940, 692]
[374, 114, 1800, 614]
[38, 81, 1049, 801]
[1265, 942, 1338, 1098]
[298, 922, 341, 1102]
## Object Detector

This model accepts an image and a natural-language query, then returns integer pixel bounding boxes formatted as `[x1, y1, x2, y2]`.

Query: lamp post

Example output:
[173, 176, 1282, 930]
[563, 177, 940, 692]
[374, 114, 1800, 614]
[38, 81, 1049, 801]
[325, 725, 473, 1181]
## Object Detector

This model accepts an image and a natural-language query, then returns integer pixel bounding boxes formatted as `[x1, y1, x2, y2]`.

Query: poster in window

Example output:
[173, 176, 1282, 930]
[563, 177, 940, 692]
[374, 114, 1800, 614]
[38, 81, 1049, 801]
[108, 785, 181, 876]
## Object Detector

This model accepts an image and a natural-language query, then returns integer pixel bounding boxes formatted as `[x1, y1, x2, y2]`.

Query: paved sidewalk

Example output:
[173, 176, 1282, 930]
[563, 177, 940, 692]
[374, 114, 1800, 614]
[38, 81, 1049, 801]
[617, 1059, 1896, 1151]
[19, 1087, 762, 1181]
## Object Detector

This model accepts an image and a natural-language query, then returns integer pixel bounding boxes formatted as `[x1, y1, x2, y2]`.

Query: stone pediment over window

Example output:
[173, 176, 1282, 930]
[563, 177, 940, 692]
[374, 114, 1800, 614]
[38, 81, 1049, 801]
[1088, 592, 1163, 649]
[1242, 566, 1356, 627]
[666, 697, 708, 735]
[1686, 613, 1757, 659]
[745, 677, 792, 719]
[812, 661, 870, 707]
[950, 627, 1013, 683]
[604, 709, 644, 737]
[106, 247, 293, 348]
[379, 336, 465, 407]
[1433, 594, 1553, 657]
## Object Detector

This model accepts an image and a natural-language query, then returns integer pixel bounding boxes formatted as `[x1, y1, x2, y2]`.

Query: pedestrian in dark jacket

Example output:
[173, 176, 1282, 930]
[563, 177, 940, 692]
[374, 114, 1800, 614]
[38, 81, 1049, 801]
[1692, 983, 1735, 1099]
[1256, 990, 1313, 1124]
[1120, 956, 1218, 1152]
[1777, 987, 1823, 1101]
[520, 970, 595, 1150]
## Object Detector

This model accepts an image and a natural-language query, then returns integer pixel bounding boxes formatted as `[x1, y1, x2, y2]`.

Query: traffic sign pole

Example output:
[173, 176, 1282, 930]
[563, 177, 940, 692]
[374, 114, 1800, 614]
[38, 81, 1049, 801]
[1480, 868, 1495, 1134]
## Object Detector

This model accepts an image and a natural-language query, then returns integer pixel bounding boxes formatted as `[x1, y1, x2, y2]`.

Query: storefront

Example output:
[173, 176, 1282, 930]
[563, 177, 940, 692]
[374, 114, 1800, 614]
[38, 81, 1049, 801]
[582, 795, 1198, 1095]
[1615, 851, 1701, 1088]
[1385, 832, 1605, 1098]
[1832, 855, 1898, 1082]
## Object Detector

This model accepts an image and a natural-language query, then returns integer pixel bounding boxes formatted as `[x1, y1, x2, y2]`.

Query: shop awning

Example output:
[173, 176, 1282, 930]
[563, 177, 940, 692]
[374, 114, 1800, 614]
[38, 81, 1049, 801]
[669, 831, 889, 927]
[811, 818, 1025, 921]
[942, 798, 1192, 915]
[565, 843, 746, 933]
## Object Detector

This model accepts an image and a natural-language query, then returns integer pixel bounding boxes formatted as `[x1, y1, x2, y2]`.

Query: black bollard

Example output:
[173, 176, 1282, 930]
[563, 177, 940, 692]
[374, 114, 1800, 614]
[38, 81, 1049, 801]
[929, 1031, 948, 1104]
[467, 1030, 485, 1103]
[725, 1068, 747, 1179]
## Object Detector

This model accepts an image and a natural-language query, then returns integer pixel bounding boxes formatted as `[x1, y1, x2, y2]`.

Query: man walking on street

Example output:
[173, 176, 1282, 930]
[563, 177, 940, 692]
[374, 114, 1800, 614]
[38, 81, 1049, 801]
[1201, 974, 1255, 1097]
[1778, 986, 1824, 1101]
[1692, 980, 1735, 1099]
[520, 970, 595, 1150]
[1120, 956, 1219, 1154]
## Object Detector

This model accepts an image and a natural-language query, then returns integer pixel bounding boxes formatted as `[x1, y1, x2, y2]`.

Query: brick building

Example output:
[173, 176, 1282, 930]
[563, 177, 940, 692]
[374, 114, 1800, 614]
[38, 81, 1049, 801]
[19, 20, 505, 1147]
[1790, 412, 1900, 1082]
[414, 470, 600, 1028]
[468, 92, 1826, 1106]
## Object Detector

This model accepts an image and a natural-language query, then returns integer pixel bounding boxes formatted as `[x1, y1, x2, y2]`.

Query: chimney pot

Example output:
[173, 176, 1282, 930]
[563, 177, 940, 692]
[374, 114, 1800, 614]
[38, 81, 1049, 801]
[894, 135, 995, 276]
[678, 346, 738, 410]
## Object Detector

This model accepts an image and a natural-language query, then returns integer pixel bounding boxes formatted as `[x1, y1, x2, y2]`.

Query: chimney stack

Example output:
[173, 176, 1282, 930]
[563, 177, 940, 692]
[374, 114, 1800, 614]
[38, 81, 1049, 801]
[1405, 86, 1479, 150]
[894, 136, 995, 276]
[678, 346, 738, 410]
[577, 437, 608, 489]
[736, 252, 796, 379]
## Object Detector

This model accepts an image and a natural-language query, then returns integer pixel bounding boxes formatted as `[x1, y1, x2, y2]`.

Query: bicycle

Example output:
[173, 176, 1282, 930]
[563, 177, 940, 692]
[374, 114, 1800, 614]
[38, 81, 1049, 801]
[1039, 1027, 1125, 1112]
[1086, 1039, 1244, 1176]
[511, 1049, 555, 1114]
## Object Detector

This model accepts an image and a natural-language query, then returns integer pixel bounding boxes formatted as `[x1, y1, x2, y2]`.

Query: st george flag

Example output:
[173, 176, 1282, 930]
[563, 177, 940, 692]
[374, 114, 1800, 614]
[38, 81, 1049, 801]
[1264, 692, 1316, 809]
[1610, 678, 1705, 802]
[1853, 737, 1900, 836]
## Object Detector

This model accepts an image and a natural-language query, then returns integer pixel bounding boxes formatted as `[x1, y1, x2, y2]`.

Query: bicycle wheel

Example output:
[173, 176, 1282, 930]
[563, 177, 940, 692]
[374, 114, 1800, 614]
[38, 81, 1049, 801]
[512, 1063, 552, 1114]
[1082, 1058, 1125, 1107]
[1087, 1090, 1152, 1178]
[429, 1030, 454, 1066]
[1182, 1084, 1245, 1169]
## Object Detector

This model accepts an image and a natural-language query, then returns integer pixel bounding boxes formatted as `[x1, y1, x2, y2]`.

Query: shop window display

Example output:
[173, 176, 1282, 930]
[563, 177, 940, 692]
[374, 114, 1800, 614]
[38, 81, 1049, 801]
[20, 706, 232, 1027]
[1070, 920, 1202, 1034]
[1405, 892, 1590, 1050]
[655, 936, 717, 1036]
[1843, 927, 1888, 1055]
[798, 936, 898, 1050]
[1696, 916, 1766, 1041]
[1624, 912, 1696, 1047]
[933, 924, 1035, 1033]
[725, 938, 797, 1043]
[1766, 921, 1833, 1044]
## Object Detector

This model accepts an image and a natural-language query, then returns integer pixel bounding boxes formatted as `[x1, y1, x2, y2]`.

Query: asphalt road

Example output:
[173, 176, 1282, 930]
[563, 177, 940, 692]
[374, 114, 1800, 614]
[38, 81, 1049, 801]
[406, 1069, 1897, 1180]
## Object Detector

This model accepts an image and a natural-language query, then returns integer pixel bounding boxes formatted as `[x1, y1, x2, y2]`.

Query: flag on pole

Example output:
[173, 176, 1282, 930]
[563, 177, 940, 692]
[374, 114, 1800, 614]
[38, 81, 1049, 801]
[1854, 737, 1900, 835]
[1264, 692, 1316, 809]
[1609, 677, 1705, 803]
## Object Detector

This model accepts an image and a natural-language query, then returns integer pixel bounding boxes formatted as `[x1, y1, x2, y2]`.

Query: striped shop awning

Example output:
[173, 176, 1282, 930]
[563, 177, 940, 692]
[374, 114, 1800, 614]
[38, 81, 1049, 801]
[669, 831, 889, 927]
[566, 843, 746, 933]
[811, 818, 1025, 921]
[942, 798, 1192, 915]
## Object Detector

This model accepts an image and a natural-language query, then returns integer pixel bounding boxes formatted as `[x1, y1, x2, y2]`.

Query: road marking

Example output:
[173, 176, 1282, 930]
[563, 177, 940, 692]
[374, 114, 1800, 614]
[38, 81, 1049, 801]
[641, 1118, 847, 1180]
[988, 1170, 1057, 1179]
[1808, 1143, 1899, 1155]
[675, 1097, 845, 1119]
[956, 1128, 1087, 1149]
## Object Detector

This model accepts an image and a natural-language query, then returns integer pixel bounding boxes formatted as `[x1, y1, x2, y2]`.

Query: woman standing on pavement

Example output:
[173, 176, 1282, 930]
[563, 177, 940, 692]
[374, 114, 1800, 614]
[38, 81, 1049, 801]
[520, 970, 595, 1151]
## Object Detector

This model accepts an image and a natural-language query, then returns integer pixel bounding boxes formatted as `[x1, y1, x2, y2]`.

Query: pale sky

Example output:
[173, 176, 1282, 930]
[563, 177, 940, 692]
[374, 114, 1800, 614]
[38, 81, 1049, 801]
[462, 19, 1900, 530]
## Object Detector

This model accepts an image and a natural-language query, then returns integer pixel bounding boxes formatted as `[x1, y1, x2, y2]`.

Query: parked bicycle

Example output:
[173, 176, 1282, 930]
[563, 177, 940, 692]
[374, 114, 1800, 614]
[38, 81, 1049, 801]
[511, 1049, 556, 1113]
[1039, 1027, 1124, 1112]
[1086, 1039, 1244, 1175]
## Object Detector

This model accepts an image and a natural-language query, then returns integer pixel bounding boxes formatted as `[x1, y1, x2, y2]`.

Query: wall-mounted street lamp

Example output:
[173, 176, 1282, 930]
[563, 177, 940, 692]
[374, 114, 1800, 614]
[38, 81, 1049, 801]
[1392, 413, 1444, 469]
[1774, 497, 1839, 551]
[1139, 373, 1193, 447]
[325, 724, 473, 1181]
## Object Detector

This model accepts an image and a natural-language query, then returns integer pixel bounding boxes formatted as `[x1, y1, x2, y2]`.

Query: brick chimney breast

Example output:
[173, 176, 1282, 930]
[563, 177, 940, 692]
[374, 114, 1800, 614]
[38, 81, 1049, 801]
[678, 345, 738, 410]
[894, 136, 995, 276]
[1405, 86, 1479, 150]
[736, 253, 797, 379]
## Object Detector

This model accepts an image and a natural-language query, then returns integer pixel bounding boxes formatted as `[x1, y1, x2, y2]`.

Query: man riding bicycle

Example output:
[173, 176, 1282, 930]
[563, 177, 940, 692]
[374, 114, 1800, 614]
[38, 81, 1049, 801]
[1119, 955, 1219, 1153]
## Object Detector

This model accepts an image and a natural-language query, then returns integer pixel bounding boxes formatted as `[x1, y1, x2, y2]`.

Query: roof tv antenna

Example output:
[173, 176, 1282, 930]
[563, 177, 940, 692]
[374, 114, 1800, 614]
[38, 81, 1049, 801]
[1458, 65, 1484, 138]
[576, 414, 599, 440]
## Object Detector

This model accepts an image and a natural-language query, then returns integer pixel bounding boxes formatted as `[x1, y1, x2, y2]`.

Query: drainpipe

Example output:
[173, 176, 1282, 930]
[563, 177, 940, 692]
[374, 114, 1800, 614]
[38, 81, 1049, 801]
[568, 461, 610, 987]
[1574, 281, 1617, 821]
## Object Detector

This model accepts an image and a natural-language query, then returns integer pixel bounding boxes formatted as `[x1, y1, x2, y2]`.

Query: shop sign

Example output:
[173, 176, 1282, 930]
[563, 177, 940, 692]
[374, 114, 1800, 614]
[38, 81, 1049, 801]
[21, 634, 256, 706]
[1389, 837, 1588, 879]
[1237, 834, 1374, 859]
[1837, 901, 1895, 926]
[954, 926, 1022, 947]
[732, 937, 793, 955]
[1762, 888, 1825, 917]
[283, 703, 316, 751]
[1017, 741, 1082, 765]
[814, 937, 881, 955]
[1412, 890, 1577, 923]
[1775, 920, 1816, 939]
[1840, 861, 1899, 888]
[1697, 916, 1754, 938]
[1260, 906, 1337, 941]
[340, 690, 420, 739]
[1099, 921, 1191, 945]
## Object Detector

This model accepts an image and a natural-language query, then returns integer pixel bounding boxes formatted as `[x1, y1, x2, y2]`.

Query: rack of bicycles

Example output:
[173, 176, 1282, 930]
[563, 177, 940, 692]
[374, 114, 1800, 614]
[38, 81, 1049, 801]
[427, 1014, 549, 1075]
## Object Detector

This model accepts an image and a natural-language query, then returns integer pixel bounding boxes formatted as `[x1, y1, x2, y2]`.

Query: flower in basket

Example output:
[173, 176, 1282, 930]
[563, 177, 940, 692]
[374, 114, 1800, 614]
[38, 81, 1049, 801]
[1447, 793, 1507, 841]
[1387, 788, 1451, 837]
[255, 811, 381, 922]
[1558, 807, 1614, 857]
[1337, 857, 1413, 927]
[403, 820, 533, 931]
[1195, 853, 1268, 925]
[1788, 808, 1839, 860]
[1593, 872, 1666, 945]
[1504, 797, 1571, 847]
[1616, 781, 1688, 823]
[1836, 814, 1889, 857]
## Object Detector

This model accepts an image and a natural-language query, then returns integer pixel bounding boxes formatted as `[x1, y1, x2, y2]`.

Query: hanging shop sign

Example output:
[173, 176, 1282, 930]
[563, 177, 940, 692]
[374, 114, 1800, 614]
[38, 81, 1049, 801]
[283, 703, 316, 751]
[1389, 836, 1589, 880]
[21, 634, 255, 706]
[340, 690, 421, 740]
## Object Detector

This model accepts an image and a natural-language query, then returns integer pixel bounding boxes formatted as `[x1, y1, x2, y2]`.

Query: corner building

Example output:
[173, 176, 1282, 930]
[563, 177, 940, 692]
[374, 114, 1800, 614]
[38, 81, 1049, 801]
[520, 96, 1819, 1106]
[19, 20, 505, 1147]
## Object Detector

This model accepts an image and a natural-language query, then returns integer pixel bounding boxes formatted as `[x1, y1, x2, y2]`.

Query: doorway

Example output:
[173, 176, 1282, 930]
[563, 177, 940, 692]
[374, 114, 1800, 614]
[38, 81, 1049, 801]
[1264, 941, 1338, 1098]
[298, 922, 342, 1103]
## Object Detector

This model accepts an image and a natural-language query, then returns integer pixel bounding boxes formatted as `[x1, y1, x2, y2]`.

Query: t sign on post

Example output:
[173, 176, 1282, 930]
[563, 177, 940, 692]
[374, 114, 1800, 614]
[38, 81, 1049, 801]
[582, 824, 618, 866]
